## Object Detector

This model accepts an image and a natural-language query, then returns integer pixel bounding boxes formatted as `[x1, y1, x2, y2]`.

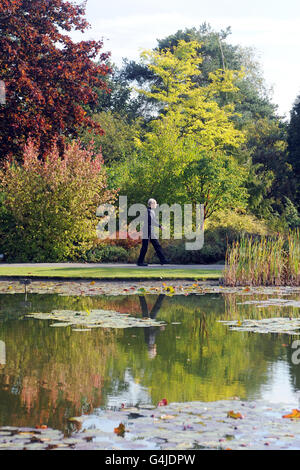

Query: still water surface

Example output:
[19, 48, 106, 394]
[0, 291, 300, 434]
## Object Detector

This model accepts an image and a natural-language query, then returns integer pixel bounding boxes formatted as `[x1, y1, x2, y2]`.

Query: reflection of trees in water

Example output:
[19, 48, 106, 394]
[0, 293, 102, 322]
[0, 291, 299, 432]
[224, 292, 300, 321]
[0, 318, 121, 431]
[0, 341, 5, 366]
[224, 292, 300, 397]
[285, 342, 300, 393]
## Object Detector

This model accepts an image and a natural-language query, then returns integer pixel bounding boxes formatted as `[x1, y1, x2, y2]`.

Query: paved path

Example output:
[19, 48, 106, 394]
[0, 263, 224, 270]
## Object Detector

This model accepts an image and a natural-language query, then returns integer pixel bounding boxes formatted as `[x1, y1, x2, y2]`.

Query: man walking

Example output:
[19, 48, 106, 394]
[137, 198, 167, 267]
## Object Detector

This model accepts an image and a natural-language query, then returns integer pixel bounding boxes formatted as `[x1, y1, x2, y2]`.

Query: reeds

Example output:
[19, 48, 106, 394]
[224, 229, 300, 286]
[287, 228, 300, 285]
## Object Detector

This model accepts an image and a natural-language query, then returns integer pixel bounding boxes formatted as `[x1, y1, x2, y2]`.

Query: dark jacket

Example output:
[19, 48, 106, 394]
[142, 207, 162, 239]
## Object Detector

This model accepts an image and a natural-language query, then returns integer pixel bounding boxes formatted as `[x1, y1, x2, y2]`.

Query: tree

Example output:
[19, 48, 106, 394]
[136, 40, 245, 151]
[113, 40, 248, 220]
[121, 23, 277, 123]
[91, 63, 149, 121]
[117, 25, 290, 223]
[77, 110, 142, 163]
[0, 0, 110, 161]
[287, 94, 300, 207]
[181, 147, 248, 220]
[238, 118, 292, 218]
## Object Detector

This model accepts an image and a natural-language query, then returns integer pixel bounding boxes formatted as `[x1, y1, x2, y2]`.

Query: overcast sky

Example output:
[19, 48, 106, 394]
[71, 0, 300, 120]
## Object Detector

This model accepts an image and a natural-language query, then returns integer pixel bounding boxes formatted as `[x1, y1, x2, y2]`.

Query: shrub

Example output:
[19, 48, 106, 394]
[0, 139, 116, 261]
[82, 245, 129, 263]
[97, 230, 141, 250]
[205, 209, 270, 235]
[76, 209, 272, 265]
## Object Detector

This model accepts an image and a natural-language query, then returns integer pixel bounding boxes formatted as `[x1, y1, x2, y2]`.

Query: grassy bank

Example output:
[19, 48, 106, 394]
[0, 265, 223, 280]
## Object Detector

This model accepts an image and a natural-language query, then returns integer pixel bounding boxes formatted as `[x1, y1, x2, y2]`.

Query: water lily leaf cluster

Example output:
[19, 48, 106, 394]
[26, 308, 166, 330]
[219, 317, 300, 335]
[3, 399, 300, 450]
[1, 279, 300, 298]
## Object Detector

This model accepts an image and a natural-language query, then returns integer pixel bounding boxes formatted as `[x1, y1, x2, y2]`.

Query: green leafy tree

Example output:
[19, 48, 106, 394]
[78, 110, 142, 163]
[121, 23, 277, 123]
[114, 40, 247, 220]
[92, 64, 150, 121]
[238, 118, 292, 218]
[181, 148, 248, 220]
[287, 95, 300, 207]
[136, 40, 245, 150]
[117, 25, 289, 223]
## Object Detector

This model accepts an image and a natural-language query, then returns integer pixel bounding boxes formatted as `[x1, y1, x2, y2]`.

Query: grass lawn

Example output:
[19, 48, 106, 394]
[0, 265, 223, 280]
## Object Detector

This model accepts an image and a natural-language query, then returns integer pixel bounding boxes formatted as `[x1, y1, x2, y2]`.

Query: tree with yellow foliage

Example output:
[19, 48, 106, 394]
[114, 40, 248, 219]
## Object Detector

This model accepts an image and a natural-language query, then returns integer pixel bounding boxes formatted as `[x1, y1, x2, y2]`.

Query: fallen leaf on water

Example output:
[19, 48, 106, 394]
[282, 409, 300, 419]
[227, 411, 243, 419]
[90, 281, 95, 285]
[114, 423, 126, 436]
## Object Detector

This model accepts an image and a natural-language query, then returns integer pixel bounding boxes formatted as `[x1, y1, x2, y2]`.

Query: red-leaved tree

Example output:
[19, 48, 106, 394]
[0, 0, 111, 160]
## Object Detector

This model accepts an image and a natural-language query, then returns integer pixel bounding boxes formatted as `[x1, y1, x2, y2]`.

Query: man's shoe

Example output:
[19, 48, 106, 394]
[137, 262, 148, 266]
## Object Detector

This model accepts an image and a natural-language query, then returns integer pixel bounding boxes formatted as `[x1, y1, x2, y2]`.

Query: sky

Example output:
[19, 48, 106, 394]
[71, 0, 300, 120]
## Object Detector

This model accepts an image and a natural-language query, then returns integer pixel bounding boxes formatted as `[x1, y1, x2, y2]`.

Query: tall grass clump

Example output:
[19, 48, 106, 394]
[287, 229, 300, 285]
[224, 230, 299, 286]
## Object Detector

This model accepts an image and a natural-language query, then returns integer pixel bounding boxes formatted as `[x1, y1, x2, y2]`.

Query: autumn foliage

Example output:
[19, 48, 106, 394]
[0, 139, 117, 261]
[282, 409, 300, 419]
[0, 0, 111, 160]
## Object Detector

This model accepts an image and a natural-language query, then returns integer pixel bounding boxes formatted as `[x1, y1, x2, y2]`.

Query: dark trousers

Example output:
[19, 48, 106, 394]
[137, 238, 166, 264]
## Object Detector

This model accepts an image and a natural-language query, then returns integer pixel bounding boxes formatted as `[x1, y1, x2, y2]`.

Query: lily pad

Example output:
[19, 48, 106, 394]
[0, 279, 299, 298]
[219, 317, 300, 335]
[26, 308, 166, 329]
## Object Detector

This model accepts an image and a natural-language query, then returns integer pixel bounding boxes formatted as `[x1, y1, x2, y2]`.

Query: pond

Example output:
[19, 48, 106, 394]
[1, 280, 300, 441]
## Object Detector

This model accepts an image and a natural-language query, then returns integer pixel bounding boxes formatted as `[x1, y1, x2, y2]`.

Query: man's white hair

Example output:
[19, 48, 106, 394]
[148, 198, 157, 207]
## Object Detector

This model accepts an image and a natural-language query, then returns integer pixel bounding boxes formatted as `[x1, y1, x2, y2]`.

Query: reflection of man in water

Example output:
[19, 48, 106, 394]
[139, 294, 165, 359]
[0, 81, 5, 105]
[0, 341, 6, 367]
